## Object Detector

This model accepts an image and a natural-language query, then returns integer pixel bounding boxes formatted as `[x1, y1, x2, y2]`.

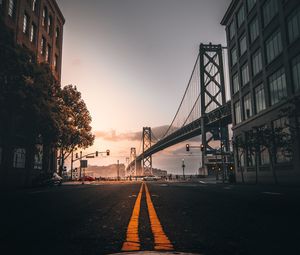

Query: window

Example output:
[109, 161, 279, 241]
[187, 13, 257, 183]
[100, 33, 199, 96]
[234, 101, 242, 124]
[231, 47, 237, 66]
[246, 133, 255, 167]
[252, 49, 262, 76]
[239, 35, 247, 56]
[23, 13, 29, 35]
[229, 21, 235, 40]
[47, 15, 52, 35]
[45, 44, 51, 62]
[238, 147, 245, 168]
[255, 83, 266, 113]
[263, 0, 278, 27]
[56, 27, 60, 47]
[288, 8, 300, 43]
[265, 30, 282, 64]
[8, 0, 15, 18]
[260, 146, 270, 165]
[41, 37, 46, 55]
[249, 17, 259, 43]
[32, 0, 37, 12]
[269, 68, 287, 105]
[34, 145, 43, 170]
[30, 23, 37, 43]
[13, 148, 26, 168]
[273, 117, 291, 163]
[237, 5, 245, 28]
[54, 55, 58, 71]
[232, 73, 239, 94]
[241, 63, 249, 86]
[235, 135, 245, 170]
[42, 7, 47, 27]
[243, 93, 252, 119]
[292, 55, 300, 92]
[247, 0, 256, 12]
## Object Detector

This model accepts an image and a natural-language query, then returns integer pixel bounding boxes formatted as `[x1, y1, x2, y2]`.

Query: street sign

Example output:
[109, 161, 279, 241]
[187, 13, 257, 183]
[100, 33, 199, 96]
[80, 160, 88, 168]
[86, 155, 95, 158]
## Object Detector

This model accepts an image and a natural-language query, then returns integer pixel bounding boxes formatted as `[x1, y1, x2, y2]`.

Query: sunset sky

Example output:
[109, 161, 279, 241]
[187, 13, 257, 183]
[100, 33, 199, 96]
[57, 0, 231, 174]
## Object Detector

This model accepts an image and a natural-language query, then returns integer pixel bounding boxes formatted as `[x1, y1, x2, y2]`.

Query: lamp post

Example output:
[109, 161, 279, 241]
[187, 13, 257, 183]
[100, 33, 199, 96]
[117, 160, 120, 181]
[182, 159, 185, 180]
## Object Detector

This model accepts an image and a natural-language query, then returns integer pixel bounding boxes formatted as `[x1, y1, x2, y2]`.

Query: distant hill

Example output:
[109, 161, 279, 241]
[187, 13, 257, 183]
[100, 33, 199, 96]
[84, 165, 168, 178]
[86, 164, 125, 178]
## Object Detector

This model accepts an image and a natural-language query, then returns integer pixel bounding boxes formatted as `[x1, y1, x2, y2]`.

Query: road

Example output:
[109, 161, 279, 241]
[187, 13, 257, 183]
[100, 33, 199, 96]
[0, 181, 300, 255]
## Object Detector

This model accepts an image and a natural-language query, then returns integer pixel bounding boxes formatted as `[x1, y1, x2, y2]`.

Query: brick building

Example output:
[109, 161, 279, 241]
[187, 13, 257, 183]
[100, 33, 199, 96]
[0, 0, 64, 79]
[0, 0, 64, 187]
[221, 0, 300, 183]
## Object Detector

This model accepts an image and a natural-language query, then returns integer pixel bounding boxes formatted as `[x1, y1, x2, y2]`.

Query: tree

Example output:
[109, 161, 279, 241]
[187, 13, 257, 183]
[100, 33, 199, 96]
[279, 96, 300, 158]
[233, 124, 291, 184]
[57, 85, 95, 175]
[0, 17, 94, 182]
[232, 136, 246, 184]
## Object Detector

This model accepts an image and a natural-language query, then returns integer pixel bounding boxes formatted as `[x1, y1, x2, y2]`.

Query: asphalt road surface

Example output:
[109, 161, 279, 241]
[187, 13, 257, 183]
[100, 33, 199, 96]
[1, 181, 300, 255]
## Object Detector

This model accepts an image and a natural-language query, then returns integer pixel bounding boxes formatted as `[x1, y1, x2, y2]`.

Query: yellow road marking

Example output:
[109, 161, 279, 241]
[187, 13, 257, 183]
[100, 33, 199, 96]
[145, 183, 174, 251]
[121, 183, 144, 251]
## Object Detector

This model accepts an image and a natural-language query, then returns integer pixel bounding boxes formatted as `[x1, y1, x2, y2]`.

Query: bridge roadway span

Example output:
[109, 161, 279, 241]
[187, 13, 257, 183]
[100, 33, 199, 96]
[133, 100, 232, 164]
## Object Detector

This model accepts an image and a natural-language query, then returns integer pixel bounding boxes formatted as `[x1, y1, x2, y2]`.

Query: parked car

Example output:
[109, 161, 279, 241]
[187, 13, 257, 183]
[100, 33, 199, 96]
[32, 172, 62, 187]
[142, 176, 160, 181]
[80, 176, 95, 181]
[51, 173, 63, 185]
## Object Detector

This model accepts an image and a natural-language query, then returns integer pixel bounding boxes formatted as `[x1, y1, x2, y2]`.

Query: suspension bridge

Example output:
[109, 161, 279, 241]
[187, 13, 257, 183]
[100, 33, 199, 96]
[126, 43, 233, 176]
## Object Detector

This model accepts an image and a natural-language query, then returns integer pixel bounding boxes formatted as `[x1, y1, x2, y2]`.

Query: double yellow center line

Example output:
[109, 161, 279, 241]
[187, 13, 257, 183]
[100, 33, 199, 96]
[122, 182, 173, 252]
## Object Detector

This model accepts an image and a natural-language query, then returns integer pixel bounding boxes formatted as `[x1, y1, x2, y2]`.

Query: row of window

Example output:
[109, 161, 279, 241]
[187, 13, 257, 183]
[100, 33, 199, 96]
[237, 116, 291, 168]
[40, 36, 59, 70]
[0, 146, 42, 170]
[229, 3, 300, 77]
[8, 0, 61, 49]
[234, 56, 300, 125]
[229, 0, 279, 41]
[231, 25, 284, 69]
[231, 22, 299, 96]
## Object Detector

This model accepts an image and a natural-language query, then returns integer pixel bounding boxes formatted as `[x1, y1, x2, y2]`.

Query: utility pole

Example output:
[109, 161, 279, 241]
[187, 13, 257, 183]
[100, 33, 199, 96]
[79, 151, 82, 179]
[182, 159, 185, 180]
[117, 160, 120, 181]
[71, 151, 74, 180]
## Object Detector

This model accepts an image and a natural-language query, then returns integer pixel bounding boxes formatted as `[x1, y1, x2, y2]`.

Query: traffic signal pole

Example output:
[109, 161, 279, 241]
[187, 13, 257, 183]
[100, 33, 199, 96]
[71, 150, 110, 180]
[186, 143, 204, 175]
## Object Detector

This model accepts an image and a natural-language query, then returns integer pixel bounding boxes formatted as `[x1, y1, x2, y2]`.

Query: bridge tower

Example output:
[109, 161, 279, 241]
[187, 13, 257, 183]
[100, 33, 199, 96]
[142, 127, 152, 176]
[128, 147, 137, 176]
[199, 43, 229, 174]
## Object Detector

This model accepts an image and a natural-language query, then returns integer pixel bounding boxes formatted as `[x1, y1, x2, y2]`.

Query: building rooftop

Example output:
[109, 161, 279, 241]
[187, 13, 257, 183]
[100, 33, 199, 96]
[220, 0, 239, 26]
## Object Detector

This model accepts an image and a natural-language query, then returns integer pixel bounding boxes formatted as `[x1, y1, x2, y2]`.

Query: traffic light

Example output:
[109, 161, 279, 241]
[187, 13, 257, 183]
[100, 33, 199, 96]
[106, 149, 110, 156]
[95, 151, 98, 157]
[186, 144, 190, 151]
[75, 153, 78, 159]
[200, 144, 204, 152]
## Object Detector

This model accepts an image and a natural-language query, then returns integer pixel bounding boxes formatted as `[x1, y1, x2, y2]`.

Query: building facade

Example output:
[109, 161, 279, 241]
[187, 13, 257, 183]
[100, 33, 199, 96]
[0, 0, 64, 80]
[0, 0, 64, 187]
[221, 0, 300, 183]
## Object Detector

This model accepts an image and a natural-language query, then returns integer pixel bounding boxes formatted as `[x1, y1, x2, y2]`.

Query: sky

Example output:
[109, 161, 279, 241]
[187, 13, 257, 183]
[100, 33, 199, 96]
[57, 0, 231, 174]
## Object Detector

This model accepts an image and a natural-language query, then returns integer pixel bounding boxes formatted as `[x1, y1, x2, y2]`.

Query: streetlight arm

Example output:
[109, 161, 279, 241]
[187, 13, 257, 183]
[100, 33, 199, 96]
[72, 151, 109, 163]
